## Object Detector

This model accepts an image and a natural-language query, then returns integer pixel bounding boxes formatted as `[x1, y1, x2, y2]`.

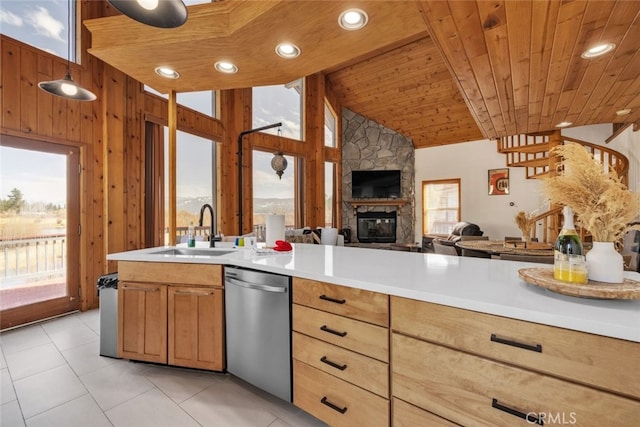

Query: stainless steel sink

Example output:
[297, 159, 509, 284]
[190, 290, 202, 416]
[150, 248, 235, 257]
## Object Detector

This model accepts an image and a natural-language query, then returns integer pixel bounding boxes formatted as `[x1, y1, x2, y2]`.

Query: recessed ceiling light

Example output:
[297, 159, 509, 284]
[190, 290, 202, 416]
[275, 43, 301, 59]
[214, 61, 238, 74]
[338, 8, 368, 31]
[581, 43, 616, 59]
[155, 66, 179, 79]
[555, 121, 573, 128]
[616, 108, 632, 116]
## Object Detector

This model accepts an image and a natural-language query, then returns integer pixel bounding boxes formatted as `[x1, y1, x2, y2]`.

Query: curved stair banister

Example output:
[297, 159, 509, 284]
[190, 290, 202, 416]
[499, 130, 629, 243]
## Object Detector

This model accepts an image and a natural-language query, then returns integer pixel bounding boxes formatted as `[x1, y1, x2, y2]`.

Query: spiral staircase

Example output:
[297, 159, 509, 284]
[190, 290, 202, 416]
[497, 130, 630, 243]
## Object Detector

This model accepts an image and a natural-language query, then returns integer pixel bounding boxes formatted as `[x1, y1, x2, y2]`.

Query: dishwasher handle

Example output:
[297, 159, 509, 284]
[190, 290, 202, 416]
[225, 276, 288, 293]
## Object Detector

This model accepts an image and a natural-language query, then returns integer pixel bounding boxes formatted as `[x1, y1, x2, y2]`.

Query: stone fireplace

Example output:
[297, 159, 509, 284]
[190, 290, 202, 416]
[342, 109, 415, 243]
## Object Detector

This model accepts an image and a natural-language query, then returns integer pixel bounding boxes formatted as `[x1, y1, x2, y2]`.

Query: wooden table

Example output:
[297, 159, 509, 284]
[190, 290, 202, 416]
[455, 240, 554, 257]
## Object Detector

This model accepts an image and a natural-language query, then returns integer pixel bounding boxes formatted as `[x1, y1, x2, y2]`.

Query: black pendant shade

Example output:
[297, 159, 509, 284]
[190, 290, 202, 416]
[38, 74, 97, 101]
[108, 0, 188, 28]
[37, 0, 97, 102]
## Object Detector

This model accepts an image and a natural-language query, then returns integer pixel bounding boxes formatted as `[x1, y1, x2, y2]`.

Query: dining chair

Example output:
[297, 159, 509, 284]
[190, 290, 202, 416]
[499, 253, 554, 264]
[433, 241, 460, 256]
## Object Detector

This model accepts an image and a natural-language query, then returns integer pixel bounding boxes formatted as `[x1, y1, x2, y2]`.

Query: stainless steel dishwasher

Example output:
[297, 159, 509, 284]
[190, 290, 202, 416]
[224, 266, 292, 402]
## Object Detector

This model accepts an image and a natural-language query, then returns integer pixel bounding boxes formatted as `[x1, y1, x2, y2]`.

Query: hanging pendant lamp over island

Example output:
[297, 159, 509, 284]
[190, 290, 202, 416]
[108, 0, 188, 28]
[38, 0, 96, 101]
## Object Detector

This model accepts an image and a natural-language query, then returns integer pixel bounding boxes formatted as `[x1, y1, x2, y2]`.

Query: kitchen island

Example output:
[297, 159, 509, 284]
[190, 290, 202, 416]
[108, 244, 640, 426]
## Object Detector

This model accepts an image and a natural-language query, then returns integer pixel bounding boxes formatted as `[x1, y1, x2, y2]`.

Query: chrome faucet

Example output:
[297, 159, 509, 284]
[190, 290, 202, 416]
[199, 204, 220, 247]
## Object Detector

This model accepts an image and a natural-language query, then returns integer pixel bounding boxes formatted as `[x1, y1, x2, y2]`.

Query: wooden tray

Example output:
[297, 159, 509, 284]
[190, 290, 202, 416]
[518, 268, 640, 300]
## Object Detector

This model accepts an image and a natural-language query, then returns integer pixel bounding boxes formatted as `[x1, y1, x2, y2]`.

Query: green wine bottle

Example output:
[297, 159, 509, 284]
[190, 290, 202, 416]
[553, 206, 584, 282]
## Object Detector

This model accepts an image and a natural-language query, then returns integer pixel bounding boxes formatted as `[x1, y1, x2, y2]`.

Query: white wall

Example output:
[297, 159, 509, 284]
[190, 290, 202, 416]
[414, 139, 543, 242]
[414, 125, 640, 243]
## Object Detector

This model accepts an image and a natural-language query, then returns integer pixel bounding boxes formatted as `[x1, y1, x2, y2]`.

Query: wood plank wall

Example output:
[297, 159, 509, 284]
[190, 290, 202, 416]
[1, 1, 340, 313]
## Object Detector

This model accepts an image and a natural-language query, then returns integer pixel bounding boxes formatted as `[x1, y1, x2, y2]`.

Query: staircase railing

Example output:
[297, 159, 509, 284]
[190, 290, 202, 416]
[499, 131, 629, 243]
[498, 132, 629, 185]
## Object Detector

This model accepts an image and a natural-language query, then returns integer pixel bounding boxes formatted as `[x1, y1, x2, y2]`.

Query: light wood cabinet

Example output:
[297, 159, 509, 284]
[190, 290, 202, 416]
[118, 281, 167, 363]
[391, 296, 640, 426]
[168, 286, 224, 371]
[292, 278, 389, 426]
[117, 261, 224, 370]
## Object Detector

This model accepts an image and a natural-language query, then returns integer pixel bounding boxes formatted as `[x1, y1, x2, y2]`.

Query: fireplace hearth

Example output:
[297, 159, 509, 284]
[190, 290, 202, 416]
[356, 211, 397, 243]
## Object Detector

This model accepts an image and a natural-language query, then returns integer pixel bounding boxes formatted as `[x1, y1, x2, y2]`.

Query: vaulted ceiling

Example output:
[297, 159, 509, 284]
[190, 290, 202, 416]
[85, 0, 640, 148]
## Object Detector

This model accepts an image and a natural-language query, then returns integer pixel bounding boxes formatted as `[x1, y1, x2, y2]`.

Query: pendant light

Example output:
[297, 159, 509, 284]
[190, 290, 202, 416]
[38, 0, 96, 101]
[271, 128, 287, 179]
[108, 0, 188, 28]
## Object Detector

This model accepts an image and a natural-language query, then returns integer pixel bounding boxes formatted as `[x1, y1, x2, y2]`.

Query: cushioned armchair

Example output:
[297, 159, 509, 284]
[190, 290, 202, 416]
[422, 222, 484, 254]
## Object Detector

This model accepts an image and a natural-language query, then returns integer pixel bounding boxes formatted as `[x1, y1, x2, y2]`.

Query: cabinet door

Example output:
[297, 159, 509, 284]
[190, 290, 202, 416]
[118, 282, 167, 363]
[168, 286, 224, 371]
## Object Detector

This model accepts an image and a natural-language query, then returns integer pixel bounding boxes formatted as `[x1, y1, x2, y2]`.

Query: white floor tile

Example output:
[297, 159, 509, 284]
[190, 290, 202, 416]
[0, 400, 25, 427]
[180, 376, 278, 427]
[61, 339, 117, 377]
[13, 364, 87, 419]
[1, 368, 17, 405]
[0, 326, 51, 355]
[40, 314, 85, 335]
[46, 323, 98, 352]
[142, 364, 219, 404]
[5, 343, 66, 381]
[76, 309, 100, 334]
[25, 393, 111, 427]
[3, 313, 329, 427]
[106, 387, 200, 427]
[80, 360, 154, 411]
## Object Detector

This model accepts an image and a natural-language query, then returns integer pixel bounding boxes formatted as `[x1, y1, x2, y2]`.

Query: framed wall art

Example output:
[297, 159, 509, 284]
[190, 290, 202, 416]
[488, 168, 509, 195]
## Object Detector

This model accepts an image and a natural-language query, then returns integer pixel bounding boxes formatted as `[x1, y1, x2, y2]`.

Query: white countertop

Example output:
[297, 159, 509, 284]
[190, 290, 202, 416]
[107, 243, 640, 343]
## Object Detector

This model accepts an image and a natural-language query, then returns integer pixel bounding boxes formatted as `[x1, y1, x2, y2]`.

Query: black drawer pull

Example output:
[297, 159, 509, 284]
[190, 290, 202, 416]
[320, 325, 347, 337]
[320, 356, 347, 371]
[492, 399, 543, 425]
[321, 396, 348, 414]
[319, 294, 346, 304]
[491, 334, 542, 353]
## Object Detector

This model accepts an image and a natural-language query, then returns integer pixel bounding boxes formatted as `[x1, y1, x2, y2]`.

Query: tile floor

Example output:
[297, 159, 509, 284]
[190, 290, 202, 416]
[0, 310, 326, 427]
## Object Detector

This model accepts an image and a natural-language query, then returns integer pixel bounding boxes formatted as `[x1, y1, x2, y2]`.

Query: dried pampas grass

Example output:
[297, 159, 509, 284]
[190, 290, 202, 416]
[514, 211, 533, 240]
[541, 142, 640, 242]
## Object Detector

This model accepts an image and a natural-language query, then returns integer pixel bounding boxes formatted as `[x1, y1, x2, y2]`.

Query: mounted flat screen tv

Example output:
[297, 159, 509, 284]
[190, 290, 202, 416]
[352, 170, 401, 199]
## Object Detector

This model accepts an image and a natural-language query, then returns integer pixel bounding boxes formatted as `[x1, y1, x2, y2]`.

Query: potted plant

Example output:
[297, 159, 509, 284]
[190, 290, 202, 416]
[541, 142, 640, 283]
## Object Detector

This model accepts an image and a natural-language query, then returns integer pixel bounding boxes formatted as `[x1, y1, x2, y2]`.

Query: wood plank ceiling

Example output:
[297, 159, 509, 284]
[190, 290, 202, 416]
[85, 0, 640, 148]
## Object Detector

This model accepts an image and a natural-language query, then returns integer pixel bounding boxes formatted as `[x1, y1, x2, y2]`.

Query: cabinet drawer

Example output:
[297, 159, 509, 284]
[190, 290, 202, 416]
[293, 278, 388, 326]
[293, 304, 388, 362]
[391, 296, 640, 399]
[293, 332, 388, 398]
[393, 398, 459, 427]
[392, 334, 640, 427]
[119, 261, 222, 286]
[294, 360, 389, 427]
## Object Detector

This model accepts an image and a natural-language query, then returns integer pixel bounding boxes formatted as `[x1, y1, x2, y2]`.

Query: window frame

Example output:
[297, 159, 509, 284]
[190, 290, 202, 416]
[422, 178, 461, 235]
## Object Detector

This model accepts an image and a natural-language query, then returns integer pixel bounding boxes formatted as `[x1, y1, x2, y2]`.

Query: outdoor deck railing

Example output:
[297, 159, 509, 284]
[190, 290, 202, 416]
[0, 235, 66, 280]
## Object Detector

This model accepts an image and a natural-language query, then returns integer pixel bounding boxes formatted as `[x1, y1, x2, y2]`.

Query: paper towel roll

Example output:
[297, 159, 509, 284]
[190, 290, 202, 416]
[265, 214, 285, 247]
[321, 227, 338, 245]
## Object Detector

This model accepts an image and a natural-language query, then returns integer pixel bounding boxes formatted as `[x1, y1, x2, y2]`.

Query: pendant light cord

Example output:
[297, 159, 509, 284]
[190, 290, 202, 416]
[66, 0, 72, 75]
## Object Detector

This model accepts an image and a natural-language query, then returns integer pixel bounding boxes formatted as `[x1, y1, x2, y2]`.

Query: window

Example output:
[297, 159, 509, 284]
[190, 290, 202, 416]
[324, 162, 335, 227]
[0, 0, 74, 61]
[143, 87, 217, 118]
[324, 102, 337, 147]
[252, 150, 296, 228]
[253, 79, 303, 140]
[422, 179, 461, 234]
